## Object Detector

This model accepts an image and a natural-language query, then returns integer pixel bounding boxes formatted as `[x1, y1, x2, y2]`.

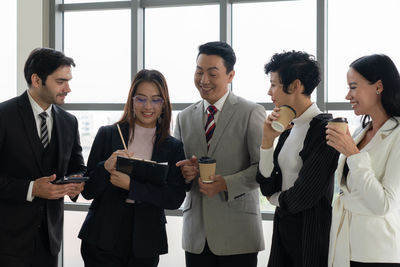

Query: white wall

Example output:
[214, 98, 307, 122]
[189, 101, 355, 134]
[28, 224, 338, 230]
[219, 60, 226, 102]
[17, 0, 48, 95]
[0, 0, 17, 101]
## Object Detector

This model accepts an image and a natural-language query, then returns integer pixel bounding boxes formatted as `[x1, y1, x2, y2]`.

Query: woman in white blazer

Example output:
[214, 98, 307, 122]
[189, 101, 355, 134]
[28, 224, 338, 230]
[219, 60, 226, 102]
[326, 54, 400, 267]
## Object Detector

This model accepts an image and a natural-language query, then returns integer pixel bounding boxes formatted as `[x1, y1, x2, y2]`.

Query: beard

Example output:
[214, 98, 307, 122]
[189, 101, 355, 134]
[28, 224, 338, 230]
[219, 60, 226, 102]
[39, 85, 67, 106]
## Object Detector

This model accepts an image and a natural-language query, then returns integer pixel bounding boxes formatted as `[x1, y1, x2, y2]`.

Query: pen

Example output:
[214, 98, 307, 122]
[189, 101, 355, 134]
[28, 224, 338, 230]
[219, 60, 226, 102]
[116, 124, 131, 158]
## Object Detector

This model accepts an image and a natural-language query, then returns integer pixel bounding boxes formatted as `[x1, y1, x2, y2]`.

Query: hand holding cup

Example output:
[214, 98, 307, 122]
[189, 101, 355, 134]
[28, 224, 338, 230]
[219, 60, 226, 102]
[327, 117, 348, 134]
[271, 105, 296, 133]
[262, 105, 296, 149]
[326, 117, 359, 157]
[198, 157, 216, 184]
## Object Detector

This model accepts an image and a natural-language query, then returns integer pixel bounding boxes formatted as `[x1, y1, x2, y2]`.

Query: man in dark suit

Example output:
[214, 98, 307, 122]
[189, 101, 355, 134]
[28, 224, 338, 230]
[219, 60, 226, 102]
[0, 48, 86, 267]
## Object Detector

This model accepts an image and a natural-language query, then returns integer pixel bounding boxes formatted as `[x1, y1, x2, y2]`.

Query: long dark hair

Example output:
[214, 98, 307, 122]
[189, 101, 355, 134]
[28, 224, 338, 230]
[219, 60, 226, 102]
[350, 54, 400, 128]
[116, 69, 172, 146]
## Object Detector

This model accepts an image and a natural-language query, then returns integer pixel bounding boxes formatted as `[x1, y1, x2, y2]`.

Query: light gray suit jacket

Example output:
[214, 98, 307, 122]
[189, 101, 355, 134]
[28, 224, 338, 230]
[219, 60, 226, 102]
[174, 91, 265, 255]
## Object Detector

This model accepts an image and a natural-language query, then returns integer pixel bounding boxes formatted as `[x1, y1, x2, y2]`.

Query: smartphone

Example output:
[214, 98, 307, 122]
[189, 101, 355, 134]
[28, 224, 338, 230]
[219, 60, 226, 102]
[52, 176, 89, 184]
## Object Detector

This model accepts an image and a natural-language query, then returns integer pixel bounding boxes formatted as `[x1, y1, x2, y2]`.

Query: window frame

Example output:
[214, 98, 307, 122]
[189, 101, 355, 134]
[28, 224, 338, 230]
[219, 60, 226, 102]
[50, 0, 351, 217]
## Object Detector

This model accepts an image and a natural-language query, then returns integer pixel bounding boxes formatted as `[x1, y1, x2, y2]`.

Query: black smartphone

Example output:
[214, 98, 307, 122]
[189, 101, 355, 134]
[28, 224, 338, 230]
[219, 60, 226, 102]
[52, 176, 89, 184]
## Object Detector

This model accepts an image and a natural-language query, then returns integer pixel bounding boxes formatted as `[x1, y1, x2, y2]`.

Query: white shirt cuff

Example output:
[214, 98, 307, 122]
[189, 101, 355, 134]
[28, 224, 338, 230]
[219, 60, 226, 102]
[269, 192, 281, 207]
[259, 146, 274, 177]
[27, 181, 35, 202]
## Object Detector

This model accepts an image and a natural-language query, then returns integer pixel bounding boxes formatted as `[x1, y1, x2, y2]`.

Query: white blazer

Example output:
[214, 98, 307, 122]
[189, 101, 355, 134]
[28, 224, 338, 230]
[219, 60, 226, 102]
[329, 117, 400, 266]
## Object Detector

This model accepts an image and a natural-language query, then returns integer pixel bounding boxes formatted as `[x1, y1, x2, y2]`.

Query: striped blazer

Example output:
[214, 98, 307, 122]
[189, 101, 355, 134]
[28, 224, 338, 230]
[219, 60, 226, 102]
[257, 113, 340, 267]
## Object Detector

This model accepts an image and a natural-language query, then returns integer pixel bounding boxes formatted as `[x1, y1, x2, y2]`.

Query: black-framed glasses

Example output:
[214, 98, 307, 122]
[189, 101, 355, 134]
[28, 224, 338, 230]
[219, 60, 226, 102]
[132, 95, 164, 108]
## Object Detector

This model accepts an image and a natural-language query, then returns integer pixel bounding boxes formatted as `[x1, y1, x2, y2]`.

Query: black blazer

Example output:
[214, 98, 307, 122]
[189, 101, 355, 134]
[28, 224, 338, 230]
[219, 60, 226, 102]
[257, 113, 339, 267]
[0, 91, 86, 258]
[78, 123, 186, 257]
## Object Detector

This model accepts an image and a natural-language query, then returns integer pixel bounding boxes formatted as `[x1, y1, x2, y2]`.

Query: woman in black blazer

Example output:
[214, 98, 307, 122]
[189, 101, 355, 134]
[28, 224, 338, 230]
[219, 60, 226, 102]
[78, 69, 186, 267]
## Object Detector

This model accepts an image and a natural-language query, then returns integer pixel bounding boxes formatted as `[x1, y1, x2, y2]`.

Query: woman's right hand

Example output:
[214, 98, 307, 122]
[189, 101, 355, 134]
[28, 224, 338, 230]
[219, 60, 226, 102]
[104, 149, 134, 173]
[262, 107, 283, 149]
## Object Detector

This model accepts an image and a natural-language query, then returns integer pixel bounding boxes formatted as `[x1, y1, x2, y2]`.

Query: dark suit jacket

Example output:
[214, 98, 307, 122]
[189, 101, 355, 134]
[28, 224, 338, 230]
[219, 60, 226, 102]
[78, 123, 186, 257]
[0, 91, 86, 258]
[257, 113, 339, 267]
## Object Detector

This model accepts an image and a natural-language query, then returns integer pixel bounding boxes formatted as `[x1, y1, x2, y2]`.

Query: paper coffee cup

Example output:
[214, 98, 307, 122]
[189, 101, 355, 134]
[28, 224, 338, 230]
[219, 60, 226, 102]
[271, 105, 296, 133]
[198, 157, 216, 184]
[328, 117, 348, 133]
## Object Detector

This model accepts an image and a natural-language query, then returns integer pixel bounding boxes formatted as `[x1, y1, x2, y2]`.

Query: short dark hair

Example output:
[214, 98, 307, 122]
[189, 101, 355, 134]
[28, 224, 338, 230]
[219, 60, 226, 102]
[24, 47, 75, 87]
[197, 41, 236, 73]
[264, 51, 321, 96]
[117, 69, 172, 146]
[350, 54, 400, 128]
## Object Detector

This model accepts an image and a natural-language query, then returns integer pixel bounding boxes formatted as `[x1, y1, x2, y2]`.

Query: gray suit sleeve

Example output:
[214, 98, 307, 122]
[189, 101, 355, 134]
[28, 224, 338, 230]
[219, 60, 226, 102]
[224, 104, 265, 202]
[173, 112, 182, 141]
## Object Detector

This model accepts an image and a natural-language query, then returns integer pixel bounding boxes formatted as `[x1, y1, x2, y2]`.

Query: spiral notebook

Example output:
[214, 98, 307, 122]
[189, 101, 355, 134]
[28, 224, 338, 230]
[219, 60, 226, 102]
[116, 156, 168, 185]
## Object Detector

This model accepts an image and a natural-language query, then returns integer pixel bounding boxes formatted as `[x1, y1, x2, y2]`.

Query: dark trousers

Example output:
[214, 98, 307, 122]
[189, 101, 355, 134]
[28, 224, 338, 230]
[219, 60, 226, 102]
[185, 240, 258, 267]
[0, 220, 58, 267]
[81, 241, 159, 267]
[351, 262, 400, 267]
[81, 203, 159, 267]
[277, 211, 303, 267]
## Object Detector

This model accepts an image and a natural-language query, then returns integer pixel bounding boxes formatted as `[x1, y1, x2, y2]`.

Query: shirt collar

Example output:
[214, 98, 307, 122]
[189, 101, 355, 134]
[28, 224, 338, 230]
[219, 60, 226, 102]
[27, 89, 52, 116]
[292, 103, 321, 126]
[203, 89, 230, 113]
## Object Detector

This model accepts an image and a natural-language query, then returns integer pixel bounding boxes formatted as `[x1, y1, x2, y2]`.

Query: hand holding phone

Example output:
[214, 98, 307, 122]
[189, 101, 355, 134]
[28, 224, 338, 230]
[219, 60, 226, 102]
[52, 176, 89, 184]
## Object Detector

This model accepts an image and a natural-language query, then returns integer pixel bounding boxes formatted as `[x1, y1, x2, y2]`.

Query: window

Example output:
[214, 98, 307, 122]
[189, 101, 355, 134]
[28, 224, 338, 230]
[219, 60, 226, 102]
[145, 5, 219, 104]
[0, 0, 16, 102]
[64, 10, 131, 103]
[327, 0, 400, 102]
[233, 0, 316, 103]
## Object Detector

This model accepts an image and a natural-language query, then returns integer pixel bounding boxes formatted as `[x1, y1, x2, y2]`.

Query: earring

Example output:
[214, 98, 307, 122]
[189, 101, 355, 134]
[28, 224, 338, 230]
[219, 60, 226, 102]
[157, 116, 162, 124]
[376, 90, 380, 95]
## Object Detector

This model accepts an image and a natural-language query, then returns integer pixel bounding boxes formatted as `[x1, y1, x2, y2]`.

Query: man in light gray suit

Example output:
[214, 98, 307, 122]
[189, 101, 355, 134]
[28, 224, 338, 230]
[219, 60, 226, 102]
[175, 41, 265, 267]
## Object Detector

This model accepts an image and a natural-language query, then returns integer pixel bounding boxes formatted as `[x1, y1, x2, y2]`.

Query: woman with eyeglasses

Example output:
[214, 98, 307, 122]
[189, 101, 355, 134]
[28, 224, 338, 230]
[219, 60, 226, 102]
[78, 69, 186, 267]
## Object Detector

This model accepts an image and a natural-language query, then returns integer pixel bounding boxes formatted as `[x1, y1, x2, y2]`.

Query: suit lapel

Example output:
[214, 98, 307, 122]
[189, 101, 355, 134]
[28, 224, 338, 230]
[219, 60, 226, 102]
[17, 92, 44, 173]
[53, 105, 66, 174]
[207, 92, 237, 156]
[192, 101, 208, 156]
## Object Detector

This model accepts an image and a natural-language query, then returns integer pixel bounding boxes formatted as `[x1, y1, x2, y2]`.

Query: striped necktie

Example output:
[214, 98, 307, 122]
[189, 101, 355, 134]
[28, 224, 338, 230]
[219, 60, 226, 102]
[39, 112, 49, 148]
[205, 105, 218, 149]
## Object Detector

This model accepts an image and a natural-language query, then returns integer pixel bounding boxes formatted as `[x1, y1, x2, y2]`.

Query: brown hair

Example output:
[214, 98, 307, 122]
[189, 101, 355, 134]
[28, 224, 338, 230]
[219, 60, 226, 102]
[116, 69, 172, 146]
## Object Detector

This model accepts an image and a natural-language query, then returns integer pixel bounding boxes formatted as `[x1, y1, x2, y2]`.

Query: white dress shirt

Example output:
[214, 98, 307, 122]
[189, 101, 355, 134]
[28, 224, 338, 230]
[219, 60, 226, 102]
[259, 103, 321, 206]
[26, 90, 53, 201]
[203, 89, 230, 126]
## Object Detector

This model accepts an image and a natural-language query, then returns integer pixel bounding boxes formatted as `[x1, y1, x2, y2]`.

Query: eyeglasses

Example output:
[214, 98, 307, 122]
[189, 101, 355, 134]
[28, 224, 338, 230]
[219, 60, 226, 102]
[133, 95, 164, 108]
